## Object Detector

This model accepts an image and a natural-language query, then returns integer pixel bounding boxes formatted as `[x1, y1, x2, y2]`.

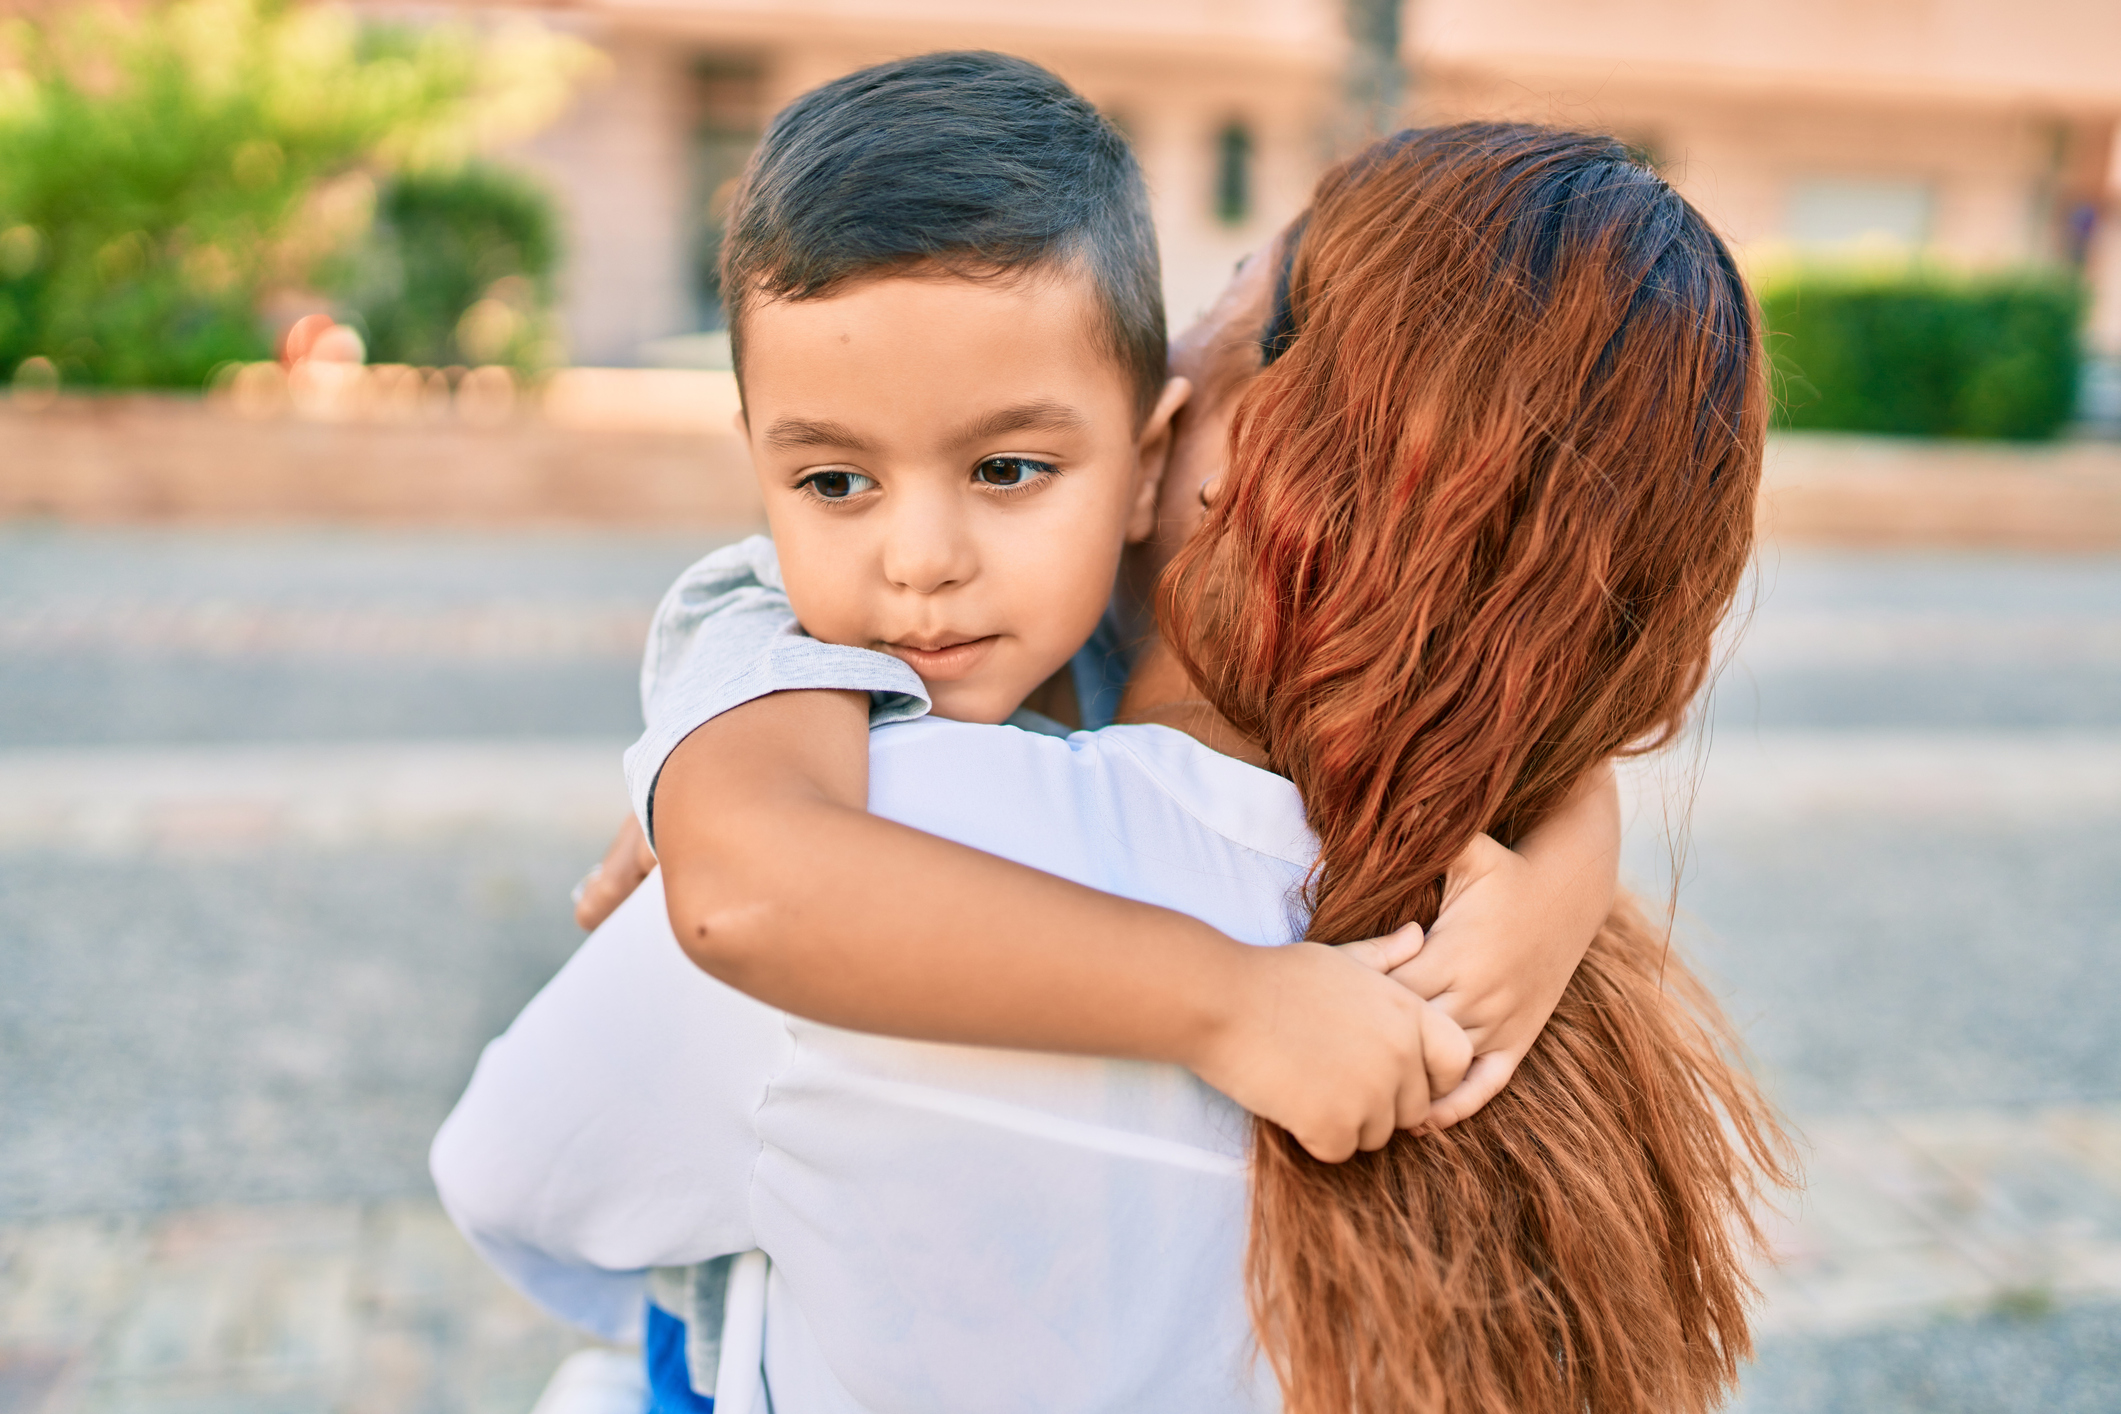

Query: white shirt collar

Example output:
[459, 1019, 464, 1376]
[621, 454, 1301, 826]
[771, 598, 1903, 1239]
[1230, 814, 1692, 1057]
[1095, 724, 1317, 868]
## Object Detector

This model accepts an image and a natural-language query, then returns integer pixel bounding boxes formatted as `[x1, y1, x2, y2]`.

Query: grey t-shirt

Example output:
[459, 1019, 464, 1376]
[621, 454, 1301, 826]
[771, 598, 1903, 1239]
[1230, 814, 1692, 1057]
[623, 534, 1133, 845]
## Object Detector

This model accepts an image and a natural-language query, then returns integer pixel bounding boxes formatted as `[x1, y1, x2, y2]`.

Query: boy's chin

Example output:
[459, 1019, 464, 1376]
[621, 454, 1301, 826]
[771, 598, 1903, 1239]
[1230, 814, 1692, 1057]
[922, 679, 1042, 728]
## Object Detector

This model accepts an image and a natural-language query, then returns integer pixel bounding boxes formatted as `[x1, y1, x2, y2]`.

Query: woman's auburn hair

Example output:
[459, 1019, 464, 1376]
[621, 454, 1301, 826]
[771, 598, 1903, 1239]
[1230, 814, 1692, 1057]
[1163, 124, 1793, 1414]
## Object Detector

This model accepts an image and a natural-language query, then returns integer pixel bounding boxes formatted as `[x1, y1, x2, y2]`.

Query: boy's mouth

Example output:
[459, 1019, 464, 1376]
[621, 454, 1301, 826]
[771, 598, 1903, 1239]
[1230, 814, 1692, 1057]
[880, 634, 1000, 681]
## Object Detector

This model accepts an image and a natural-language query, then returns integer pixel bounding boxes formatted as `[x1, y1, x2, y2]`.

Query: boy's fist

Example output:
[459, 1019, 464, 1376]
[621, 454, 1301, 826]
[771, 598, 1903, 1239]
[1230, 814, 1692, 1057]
[1191, 931, 1471, 1164]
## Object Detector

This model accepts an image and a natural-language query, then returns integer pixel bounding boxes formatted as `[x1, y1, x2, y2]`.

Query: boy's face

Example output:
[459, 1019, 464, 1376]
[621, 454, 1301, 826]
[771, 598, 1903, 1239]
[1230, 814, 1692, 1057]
[740, 269, 1180, 724]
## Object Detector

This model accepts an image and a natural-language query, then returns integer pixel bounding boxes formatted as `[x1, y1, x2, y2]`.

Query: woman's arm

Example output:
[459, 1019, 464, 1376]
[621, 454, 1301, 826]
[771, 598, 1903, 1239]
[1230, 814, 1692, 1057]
[654, 688, 1470, 1163]
[433, 871, 776, 1338]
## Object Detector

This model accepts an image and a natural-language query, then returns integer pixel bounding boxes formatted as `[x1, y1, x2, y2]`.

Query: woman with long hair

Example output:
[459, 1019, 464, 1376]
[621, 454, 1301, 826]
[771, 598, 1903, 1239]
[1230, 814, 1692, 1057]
[1155, 122, 1789, 1414]
[438, 121, 1790, 1414]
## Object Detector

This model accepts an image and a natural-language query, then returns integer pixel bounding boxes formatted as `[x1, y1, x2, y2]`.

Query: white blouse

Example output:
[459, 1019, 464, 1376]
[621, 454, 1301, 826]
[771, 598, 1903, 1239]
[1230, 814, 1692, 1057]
[433, 717, 1317, 1413]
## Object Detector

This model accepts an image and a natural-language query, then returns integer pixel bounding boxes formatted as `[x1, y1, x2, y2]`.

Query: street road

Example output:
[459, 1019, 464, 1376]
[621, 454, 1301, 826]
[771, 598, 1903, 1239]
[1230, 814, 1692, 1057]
[2, 525, 2117, 1412]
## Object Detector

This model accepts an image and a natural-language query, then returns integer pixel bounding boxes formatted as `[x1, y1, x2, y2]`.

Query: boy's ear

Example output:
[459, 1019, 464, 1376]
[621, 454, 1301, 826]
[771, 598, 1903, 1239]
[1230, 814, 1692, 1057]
[1125, 376, 1192, 544]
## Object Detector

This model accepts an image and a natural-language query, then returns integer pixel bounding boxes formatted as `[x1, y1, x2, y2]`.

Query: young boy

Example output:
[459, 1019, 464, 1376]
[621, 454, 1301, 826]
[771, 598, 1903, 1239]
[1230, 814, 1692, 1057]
[440, 52, 1619, 1410]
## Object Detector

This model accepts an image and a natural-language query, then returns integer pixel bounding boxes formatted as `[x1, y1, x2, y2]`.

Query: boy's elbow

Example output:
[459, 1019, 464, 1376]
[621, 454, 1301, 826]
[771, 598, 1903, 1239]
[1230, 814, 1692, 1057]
[662, 867, 777, 983]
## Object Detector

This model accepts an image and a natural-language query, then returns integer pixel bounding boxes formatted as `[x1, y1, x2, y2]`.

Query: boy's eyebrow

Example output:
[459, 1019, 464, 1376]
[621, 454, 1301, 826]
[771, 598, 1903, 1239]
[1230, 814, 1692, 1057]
[762, 417, 877, 452]
[948, 399, 1090, 446]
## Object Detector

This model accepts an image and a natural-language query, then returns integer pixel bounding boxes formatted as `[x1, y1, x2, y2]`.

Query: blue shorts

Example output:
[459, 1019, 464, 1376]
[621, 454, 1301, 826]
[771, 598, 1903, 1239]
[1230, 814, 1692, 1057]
[646, 1304, 714, 1413]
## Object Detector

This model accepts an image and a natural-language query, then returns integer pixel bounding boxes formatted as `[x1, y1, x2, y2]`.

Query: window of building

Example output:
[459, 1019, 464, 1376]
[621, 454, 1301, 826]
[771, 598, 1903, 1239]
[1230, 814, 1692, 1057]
[1215, 121, 1253, 227]
[1786, 177, 1934, 250]
[689, 58, 765, 332]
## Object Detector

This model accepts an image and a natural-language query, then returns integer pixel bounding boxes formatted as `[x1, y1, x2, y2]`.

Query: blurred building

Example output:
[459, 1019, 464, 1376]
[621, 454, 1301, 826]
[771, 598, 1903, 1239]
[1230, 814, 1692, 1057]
[1416, 0, 2121, 364]
[405, 0, 2121, 367]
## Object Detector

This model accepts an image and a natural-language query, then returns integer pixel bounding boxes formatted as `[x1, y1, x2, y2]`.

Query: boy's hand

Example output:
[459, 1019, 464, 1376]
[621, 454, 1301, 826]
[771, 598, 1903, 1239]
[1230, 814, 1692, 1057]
[1371, 764, 1620, 1128]
[1190, 930, 1472, 1163]
[573, 815, 658, 931]
[1389, 834, 1606, 1127]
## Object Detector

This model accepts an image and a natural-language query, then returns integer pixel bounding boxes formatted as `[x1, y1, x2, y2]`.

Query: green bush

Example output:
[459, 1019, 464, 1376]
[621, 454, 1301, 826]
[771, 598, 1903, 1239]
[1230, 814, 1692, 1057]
[331, 164, 560, 372]
[0, 0, 591, 390]
[1760, 267, 2086, 441]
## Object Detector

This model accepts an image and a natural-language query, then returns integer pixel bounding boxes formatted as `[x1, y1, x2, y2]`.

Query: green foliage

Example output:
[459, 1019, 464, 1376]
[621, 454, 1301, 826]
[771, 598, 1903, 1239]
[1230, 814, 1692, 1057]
[1761, 266, 2086, 441]
[333, 164, 560, 371]
[0, 0, 592, 389]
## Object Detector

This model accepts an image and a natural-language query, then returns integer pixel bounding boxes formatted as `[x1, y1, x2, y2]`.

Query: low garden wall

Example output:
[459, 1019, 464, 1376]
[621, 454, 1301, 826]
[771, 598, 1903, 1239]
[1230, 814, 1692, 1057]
[1760, 433, 2121, 551]
[3, 370, 2119, 548]
[0, 370, 762, 528]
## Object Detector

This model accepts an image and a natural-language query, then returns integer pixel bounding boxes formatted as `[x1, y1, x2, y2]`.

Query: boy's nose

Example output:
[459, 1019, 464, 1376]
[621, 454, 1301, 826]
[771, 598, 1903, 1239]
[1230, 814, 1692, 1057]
[881, 500, 978, 595]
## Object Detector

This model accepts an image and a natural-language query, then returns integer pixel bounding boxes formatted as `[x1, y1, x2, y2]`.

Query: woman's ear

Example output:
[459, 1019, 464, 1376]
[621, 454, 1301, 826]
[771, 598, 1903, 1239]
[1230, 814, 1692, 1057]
[1125, 376, 1193, 544]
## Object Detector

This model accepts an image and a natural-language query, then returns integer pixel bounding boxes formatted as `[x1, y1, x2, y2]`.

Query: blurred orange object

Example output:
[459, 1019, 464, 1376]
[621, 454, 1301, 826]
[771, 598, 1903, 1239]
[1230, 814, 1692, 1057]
[280, 314, 365, 368]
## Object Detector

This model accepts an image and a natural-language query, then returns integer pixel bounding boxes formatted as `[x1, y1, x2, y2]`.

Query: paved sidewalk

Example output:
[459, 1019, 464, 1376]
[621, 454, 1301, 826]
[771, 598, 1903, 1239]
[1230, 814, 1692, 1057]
[7, 1103, 2120, 1413]
[1759, 1106, 2121, 1336]
[3, 531, 2116, 1413]
[1, 1200, 599, 1414]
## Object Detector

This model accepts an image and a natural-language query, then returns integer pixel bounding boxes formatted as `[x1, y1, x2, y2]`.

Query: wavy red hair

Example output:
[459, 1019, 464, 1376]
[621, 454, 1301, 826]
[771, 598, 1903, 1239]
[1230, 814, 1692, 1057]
[1163, 124, 1790, 1414]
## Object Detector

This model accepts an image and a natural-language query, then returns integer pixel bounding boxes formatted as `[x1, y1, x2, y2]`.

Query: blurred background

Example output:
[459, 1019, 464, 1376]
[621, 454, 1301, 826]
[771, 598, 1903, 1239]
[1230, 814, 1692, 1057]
[2, 1, 2119, 1411]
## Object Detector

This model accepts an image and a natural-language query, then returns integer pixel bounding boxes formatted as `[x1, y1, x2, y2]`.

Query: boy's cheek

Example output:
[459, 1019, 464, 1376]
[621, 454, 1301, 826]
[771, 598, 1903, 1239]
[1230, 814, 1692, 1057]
[775, 546, 870, 649]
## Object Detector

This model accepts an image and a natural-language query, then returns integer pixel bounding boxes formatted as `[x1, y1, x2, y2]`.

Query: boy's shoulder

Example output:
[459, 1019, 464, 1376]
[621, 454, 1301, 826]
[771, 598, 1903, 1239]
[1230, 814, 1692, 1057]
[660, 534, 784, 607]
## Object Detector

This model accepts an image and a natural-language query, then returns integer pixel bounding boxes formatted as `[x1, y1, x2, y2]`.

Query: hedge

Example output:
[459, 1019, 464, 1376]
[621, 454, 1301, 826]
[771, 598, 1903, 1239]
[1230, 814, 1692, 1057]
[0, 0, 589, 391]
[1759, 268, 2085, 441]
[330, 165, 561, 372]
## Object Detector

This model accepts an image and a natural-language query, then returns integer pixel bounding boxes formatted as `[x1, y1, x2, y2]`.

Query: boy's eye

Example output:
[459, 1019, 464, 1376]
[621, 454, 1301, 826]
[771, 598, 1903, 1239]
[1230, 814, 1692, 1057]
[798, 469, 876, 501]
[973, 457, 1057, 489]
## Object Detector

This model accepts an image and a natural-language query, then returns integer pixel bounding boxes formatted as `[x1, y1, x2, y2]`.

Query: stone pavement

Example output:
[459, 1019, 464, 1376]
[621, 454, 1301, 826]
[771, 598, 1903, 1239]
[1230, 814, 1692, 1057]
[9, 1106, 2120, 1414]
[1, 1201, 589, 1414]
[2, 527, 2118, 1412]
[1754, 1107, 2121, 1337]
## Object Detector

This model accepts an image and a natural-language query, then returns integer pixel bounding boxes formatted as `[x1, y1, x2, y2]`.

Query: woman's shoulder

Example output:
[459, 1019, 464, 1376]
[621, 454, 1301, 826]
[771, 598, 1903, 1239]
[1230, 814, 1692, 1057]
[868, 718, 1315, 873]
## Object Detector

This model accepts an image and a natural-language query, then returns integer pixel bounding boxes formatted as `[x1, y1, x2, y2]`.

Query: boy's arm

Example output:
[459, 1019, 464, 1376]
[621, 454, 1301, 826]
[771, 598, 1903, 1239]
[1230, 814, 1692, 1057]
[656, 689, 1471, 1163]
[624, 534, 929, 848]
[1391, 761, 1622, 1128]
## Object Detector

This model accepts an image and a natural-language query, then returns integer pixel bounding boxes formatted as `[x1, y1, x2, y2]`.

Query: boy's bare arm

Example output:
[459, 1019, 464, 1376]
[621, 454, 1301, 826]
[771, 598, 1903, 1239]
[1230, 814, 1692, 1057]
[654, 688, 1470, 1163]
[1392, 761, 1622, 1127]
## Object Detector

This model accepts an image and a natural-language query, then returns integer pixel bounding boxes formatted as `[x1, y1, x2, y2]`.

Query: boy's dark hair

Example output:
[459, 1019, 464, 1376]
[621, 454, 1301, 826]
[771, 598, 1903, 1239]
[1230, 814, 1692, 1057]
[721, 51, 1166, 423]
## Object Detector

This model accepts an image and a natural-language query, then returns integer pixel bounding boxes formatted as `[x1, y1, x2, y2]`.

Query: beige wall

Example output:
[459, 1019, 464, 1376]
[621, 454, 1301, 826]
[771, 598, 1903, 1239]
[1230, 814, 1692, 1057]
[2088, 129, 2121, 355]
[1072, 55, 1325, 327]
[578, 0, 1341, 72]
[1415, 0, 2121, 110]
[516, 1, 1339, 351]
[1418, 72, 2087, 262]
[471, 0, 2121, 365]
[1414, 0, 2121, 297]
[507, 29, 703, 365]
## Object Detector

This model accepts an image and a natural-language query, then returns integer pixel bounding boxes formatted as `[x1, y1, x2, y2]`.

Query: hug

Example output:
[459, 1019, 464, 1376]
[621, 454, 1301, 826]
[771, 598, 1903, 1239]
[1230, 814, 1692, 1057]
[434, 49, 1790, 1414]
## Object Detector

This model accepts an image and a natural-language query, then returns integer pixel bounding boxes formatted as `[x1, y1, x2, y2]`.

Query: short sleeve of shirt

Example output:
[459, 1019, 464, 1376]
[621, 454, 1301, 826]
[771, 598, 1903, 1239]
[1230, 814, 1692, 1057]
[623, 536, 929, 843]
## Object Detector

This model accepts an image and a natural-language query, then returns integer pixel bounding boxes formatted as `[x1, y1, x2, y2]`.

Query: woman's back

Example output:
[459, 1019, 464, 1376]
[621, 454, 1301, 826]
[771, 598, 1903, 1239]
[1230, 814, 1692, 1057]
[756, 717, 1312, 1411]
[440, 717, 1315, 1412]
